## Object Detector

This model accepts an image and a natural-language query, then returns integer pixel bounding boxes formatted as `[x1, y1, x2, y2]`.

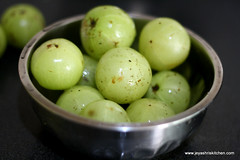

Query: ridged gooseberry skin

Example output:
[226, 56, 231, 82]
[80, 99, 130, 123]
[80, 5, 136, 60]
[126, 98, 175, 123]
[56, 85, 104, 115]
[145, 70, 191, 114]
[139, 17, 190, 71]
[30, 38, 84, 90]
[95, 47, 152, 104]
[1, 4, 45, 48]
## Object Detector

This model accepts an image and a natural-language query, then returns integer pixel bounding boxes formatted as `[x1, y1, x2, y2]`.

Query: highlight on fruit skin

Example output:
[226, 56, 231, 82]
[95, 47, 152, 104]
[80, 99, 131, 123]
[139, 17, 190, 71]
[56, 85, 104, 115]
[80, 5, 136, 60]
[77, 55, 98, 88]
[126, 98, 175, 123]
[28, 4, 194, 123]
[145, 70, 191, 114]
[30, 38, 84, 90]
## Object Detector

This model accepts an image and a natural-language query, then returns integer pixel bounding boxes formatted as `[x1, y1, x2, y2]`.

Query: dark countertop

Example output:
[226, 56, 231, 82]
[0, 0, 239, 159]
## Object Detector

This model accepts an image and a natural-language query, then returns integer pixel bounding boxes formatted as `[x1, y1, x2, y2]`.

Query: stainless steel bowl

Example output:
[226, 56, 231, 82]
[18, 14, 223, 160]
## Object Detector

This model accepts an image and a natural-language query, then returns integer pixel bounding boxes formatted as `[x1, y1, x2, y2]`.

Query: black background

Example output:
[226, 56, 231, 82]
[0, 0, 239, 159]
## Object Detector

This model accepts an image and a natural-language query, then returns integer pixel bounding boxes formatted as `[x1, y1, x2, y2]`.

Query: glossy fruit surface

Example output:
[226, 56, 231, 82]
[80, 99, 130, 123]
[126, 98, 175, 122]
[145, 70, 191, 114]
[31, 38, 84, 90]
[56, 85, 103, 115]
[139, 17, 190, 71]
[78, 55, 98, 88]
[95, 47, 152, 104]
[80, 5, 136, 59]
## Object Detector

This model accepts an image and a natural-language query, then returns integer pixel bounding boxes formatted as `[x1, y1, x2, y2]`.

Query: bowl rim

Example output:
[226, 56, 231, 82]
[18, 13, 223, 132]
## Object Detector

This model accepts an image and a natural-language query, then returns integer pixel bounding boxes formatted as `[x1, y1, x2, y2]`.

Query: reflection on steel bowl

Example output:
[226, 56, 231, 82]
[18, 14, 223, 160]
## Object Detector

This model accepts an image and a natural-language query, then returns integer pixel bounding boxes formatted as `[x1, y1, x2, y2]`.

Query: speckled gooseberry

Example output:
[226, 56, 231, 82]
[95, 47, 152, 104]
[31, 38, 84, 90]
[139, 17, 190, 71]
[1, 4, 45, 48]
[80, 99, 130, 123]
[80, 5, 136, 59]
[56, 85, 104, 115]
[126, 98, 175, 122]
[145, 70, 191, 114]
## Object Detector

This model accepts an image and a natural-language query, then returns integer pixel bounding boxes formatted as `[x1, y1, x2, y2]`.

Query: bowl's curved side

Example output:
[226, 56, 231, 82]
[31, 99, 207, 160]
[18, 13, 223, 160]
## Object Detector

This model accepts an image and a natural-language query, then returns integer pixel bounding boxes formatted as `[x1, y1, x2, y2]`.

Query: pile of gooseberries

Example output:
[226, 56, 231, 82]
[30, 5, 191, 123]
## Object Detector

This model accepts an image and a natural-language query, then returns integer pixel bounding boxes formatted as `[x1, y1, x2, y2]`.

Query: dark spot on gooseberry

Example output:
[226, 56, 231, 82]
[89, 48, 94, 53]
[47, 44, 59, 48]
[129, 60, 132, 62]
[88, 110, 95, 116]
[113, 41, 119, 47]
[152, 84, 159, 93]
[149, 40, 153, 43]
[19, 9, 26, 15]
[10, 11, 16, 17]
[47, 44, 52, 48]
[73, 106, 78, 111]
[112, 77, 116, 84]
[89, 17, 98, 29]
